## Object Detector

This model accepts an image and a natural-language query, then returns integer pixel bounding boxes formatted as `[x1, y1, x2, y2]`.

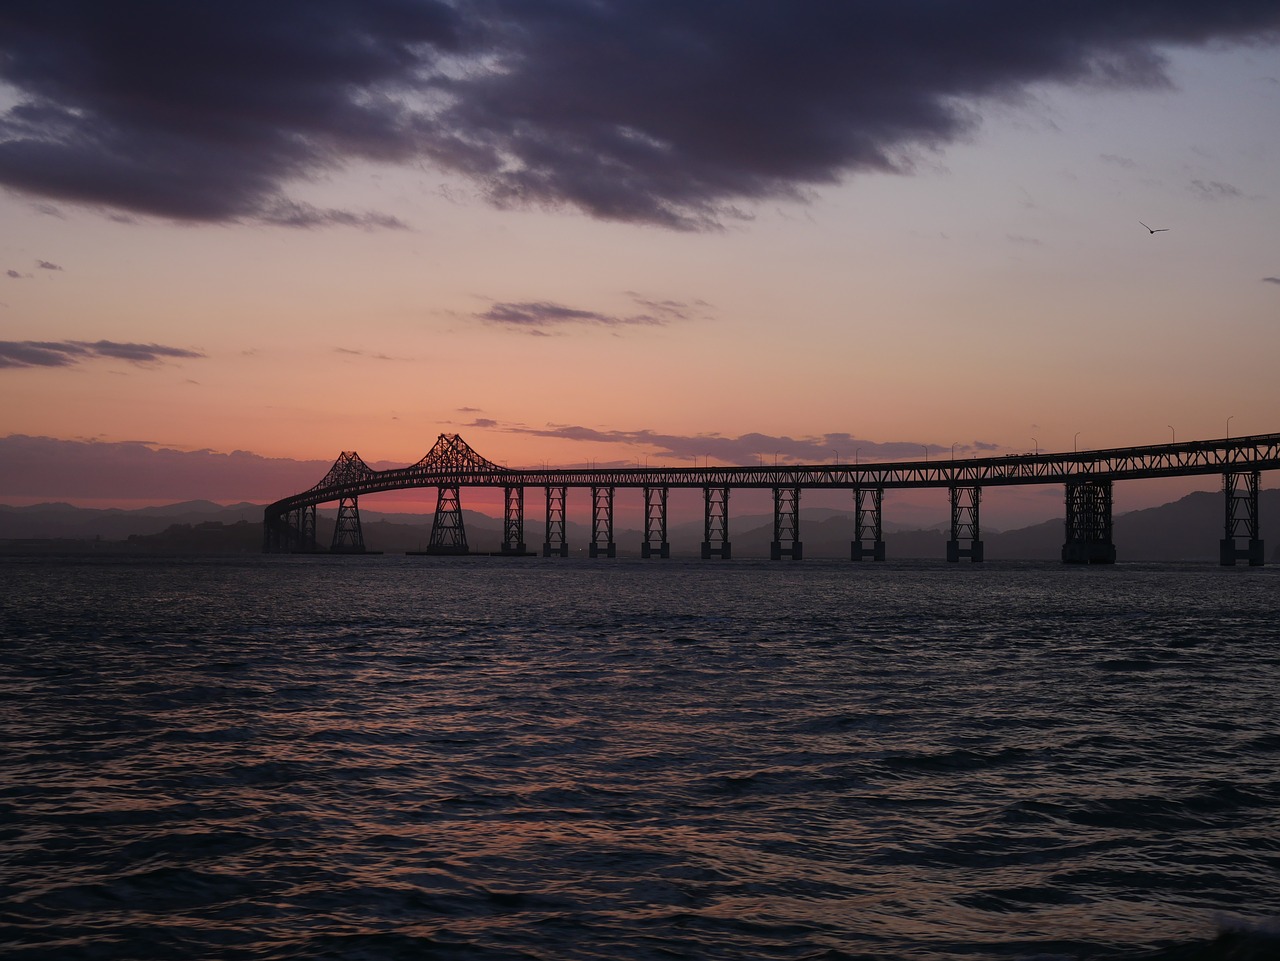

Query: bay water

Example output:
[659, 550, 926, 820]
[1, 554, 1277, 960]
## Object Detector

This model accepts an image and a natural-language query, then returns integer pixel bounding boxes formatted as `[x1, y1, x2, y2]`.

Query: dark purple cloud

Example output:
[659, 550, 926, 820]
[1264, 276, 1280, 285]
[0, 339, 204, 369]
[0, 434, 330, 502]
[36, 259, 62, 270]
[1, 2, 1277, 229]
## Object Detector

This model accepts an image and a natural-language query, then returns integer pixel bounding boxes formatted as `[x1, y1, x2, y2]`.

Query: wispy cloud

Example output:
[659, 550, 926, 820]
[1, 4, 1277, 229]
[5, 270, 23, 279]
[334, 346, 399, 361]
[1190, 179, 1244, 201]
[1099, 153, 1137, 169]
[260, 201, 408, 231]
[36, 259, 62, 270]
[0, 339, 205, 370]
[477, 301, 663, 330]
[1263, 276, 1280, 286]
[475, 292, 707, 332]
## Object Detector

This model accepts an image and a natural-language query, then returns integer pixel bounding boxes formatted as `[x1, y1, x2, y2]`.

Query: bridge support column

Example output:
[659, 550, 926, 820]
[590, 486, 617, 558]
[946, 486, 983, 562]
[701, 486, 731, 559]
[264, 511, 289, 552]
[851, 487, 886, 561]
[428, 485, 469, 555]
[1221, 471, 1264, 566]
[276, 504, 318, 552]
[642, 485, 669, 558]
[1062, 480, 1115, 563]
[770, 486, 803, 560]
[543, 486, 569, 557]
[502, 485, 526, 555]
[331, 495, 366, 553]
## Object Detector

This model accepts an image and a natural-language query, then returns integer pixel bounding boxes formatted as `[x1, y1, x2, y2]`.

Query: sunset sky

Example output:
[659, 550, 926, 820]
[3, 2, 1279, 527]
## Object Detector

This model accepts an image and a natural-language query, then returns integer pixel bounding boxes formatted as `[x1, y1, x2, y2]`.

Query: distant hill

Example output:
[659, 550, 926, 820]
[3, 489, 1278, 561]
[0, 500, 264, 541]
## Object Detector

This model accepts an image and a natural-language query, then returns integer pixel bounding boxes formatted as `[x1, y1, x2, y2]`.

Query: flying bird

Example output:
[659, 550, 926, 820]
[1139, 221, 1169, 234]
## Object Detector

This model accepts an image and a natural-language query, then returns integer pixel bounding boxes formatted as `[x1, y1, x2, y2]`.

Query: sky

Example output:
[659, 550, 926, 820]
[2, 2, 1279, 528]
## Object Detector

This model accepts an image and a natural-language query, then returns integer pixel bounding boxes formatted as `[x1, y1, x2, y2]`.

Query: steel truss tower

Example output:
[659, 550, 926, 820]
[770, 486, 803, 560]
[701, 486, 731, 559]
[851, 486, 885, 561]
[543, 486, 568, 557]
[1221, 470, 1264, 566]
[642, 485, 669, 558]
[1062, 480, 1115, 563]
[502, 485, 526, 555]
[428, 485, 468, 554]
[947, 485, 984, 562]
[331, 495, 365, 552]
[590, 486, 616, 558]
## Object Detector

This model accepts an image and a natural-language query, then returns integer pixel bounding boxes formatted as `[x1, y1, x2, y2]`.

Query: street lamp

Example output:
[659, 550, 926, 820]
[1227, 416, 1233, 439]
[1168, 425, 1175, 444]
[855, 447, 862, 465]
[1032, 437, 1039, 455]
[1074, 431, 1080, 452]
[951, 442, 958, 460]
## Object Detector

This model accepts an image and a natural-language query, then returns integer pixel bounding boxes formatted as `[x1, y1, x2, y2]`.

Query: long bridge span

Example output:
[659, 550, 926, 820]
[263, 432, 1280, 564]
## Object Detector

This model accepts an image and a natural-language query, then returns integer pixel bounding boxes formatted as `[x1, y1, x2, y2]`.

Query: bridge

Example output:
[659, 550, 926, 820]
[263, 432, 1280, 565]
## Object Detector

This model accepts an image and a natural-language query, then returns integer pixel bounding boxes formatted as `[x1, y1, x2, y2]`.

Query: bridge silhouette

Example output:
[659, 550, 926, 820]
[263, 432, 1280, 565]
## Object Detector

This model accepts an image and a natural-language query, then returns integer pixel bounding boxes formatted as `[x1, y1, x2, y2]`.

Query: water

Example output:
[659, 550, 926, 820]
[2, 554, 1278, 960]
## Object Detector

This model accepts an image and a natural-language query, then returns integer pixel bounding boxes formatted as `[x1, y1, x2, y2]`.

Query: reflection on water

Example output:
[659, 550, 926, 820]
[1, 555, 1278, 960]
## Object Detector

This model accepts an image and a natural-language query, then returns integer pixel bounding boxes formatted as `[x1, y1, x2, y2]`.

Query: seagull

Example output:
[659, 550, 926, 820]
[1139, 221, 1169, 234]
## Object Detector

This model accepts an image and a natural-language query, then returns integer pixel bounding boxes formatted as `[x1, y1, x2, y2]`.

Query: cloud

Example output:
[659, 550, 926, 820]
[1190, 178, 1244, 201]
[1, 3, 1277, 229]
[492, 423, 1002, 466]
[259, 201, 408, 231]
[476, 300, 664, 330]
[1099, 153, 1137, 169]
[0, 339, 204, 370]
[5, 270, 23, 279]
[1263, 276, 1280, 285]
[36, 259, 62, 270]
[334, 346, 398, 361]
[0, 434, 330, 503]
[475, 292, 705, 331]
